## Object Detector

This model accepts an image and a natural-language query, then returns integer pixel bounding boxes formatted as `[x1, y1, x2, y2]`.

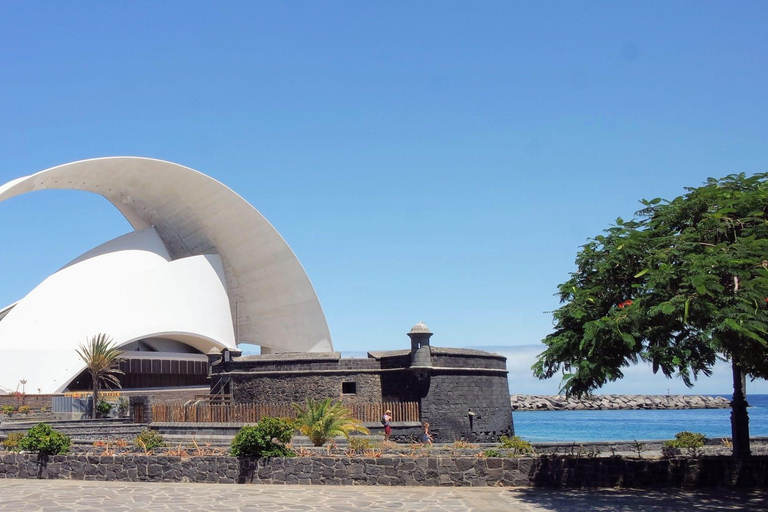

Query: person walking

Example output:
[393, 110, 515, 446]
[420, 421, 433, 446]
[382, 409, 392, 441]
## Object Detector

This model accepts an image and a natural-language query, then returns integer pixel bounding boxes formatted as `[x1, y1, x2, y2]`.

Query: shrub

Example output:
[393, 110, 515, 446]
[631, 439, 647, 458]
[664, 431, 706, 456]
[135, 429, 165, 453]
[230, 417, 295, 458]
[18, 405, 31, 415]
[500, 435, 534, 456]
[116, 397, 129, 416]
[349, 436, 373, 452]
[96, 400, 112, 417]
[19, 423, 71, 455]
[483, 449, 502, 458]
[451, 440, 478, 450]
[1, 405, 15, 416]
[2, 432, 25, 452]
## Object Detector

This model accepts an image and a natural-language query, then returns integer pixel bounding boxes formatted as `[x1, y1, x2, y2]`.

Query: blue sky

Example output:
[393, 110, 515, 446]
[0, 2, 767, 394]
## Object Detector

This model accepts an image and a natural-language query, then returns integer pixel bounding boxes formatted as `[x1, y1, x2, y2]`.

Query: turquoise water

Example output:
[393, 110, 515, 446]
[513, 394, 768, 442]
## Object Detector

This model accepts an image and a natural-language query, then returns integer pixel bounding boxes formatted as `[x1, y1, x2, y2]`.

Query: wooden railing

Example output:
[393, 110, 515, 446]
[346, 402, 420, 423]
[151, 401, 420, 424]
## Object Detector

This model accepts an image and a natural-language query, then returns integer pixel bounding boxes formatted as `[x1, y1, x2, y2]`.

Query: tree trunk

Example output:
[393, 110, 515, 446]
[730, 361, 750, 457]
[92, 379, 100, 420]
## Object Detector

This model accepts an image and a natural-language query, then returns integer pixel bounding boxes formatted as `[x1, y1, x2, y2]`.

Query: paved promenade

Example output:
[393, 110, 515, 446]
[0, 480, 766, 511]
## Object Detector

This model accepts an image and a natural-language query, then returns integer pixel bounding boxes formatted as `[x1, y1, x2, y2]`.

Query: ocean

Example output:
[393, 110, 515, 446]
[512, 394, 768, 442]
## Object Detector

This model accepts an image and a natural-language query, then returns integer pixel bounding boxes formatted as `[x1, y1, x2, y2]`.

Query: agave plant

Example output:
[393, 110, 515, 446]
[292, 398, 369, 447]
[75, 333, 124, 419]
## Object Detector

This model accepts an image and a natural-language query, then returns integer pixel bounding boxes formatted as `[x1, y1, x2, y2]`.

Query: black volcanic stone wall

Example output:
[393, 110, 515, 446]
[232, 373, 382, 404]
[2, 453, 768, 488]
[380, 372, 428, 403]
[215, 356, 380, 374]
[420, 372, 513, 443]
[431, 354, 506, 370]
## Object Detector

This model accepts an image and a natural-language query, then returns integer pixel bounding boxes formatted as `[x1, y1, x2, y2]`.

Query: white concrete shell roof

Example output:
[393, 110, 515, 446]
[0, 157, 332, 354]
[0, 227, 236, 392]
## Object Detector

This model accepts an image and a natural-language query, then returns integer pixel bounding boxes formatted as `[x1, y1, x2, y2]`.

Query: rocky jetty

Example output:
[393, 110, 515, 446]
[510, 394, 730, 411]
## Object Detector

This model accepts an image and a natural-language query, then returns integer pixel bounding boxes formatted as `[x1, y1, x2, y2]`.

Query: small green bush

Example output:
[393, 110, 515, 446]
[483, 449, 502, 458]
[664, 431, 706, 455]
[231, 417, 295, 458]
[349, 436, 374, 452]
[1, 405, 15, 416]
[2, 432, 25, 452]
[500, 435, 534, 456]
[19, 423, 71, 455]
[96, 400, 112, 417]
[18, 405, 31, 415]
[135, 429, 165, 453]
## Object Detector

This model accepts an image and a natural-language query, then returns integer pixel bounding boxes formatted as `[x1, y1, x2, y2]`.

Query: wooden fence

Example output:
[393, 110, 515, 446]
[346, 402, 420, 423]
[151, 401, 420, 424]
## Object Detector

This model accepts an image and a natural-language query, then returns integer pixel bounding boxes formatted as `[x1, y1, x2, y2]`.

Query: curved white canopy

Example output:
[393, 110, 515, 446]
[0, 157, 332, 354]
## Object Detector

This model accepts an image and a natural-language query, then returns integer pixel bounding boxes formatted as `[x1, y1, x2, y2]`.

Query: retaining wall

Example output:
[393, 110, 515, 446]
[0, 395, 53, 410]
[1, 454, 766, 488]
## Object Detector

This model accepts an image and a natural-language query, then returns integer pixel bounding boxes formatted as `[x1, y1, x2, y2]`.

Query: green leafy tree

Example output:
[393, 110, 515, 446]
[533, 173, 768, 456]
[292, 398, 369, 447]
[75, 333, 124, 419]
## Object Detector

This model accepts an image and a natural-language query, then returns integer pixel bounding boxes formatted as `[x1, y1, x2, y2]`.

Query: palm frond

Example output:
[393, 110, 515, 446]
[292, 398, 369, 446]
[76, 333, 124, 389]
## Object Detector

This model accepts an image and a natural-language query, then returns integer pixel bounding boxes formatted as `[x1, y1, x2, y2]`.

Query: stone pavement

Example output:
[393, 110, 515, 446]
[0, 480, 765, 511]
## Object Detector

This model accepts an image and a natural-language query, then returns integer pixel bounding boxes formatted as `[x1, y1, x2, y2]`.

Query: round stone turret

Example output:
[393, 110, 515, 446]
[408, 321, 433, 368]
[408, 321, 432, 335]
[206, 347, 222, 375]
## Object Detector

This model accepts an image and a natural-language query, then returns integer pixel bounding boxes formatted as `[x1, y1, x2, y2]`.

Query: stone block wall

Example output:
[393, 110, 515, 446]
[1, 454, 767, 488]
[231, 373, 383, 404]
[0, 394, 54, 410]
[121, 388, 207, 403]
[421, 372, 513, 443]
[215, 353, 380, 374]
[430, 350, 507, 371]
[380, 372, 427, 403]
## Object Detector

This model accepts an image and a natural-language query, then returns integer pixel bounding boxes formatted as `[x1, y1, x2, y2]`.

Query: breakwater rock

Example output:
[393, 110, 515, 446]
[510, 394, 730, 411]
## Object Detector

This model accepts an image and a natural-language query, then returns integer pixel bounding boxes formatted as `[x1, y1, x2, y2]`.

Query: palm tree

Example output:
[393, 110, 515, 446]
[292, 398, 369, 447]
[75, 333, 124, 419]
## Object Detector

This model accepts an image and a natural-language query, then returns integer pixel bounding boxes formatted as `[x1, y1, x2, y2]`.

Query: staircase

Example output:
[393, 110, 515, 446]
[0, 418, 144, 442]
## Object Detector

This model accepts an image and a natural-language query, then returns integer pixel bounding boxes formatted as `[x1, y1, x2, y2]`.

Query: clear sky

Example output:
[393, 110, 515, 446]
[0, 2, 767, 394]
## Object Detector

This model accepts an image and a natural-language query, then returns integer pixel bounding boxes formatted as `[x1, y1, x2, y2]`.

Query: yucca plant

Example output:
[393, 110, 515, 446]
[292, 398, 369, 447]
[75, 333, 124, 419]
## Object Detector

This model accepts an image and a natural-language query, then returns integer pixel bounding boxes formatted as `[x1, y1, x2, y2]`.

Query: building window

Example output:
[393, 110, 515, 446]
[342, 381, 357, 395]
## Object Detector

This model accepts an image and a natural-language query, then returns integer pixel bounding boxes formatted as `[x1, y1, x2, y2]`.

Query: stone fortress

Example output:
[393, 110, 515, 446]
[210, 322, 514, 442]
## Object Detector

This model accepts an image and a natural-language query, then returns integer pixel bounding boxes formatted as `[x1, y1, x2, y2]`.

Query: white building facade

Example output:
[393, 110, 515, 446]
[0, 157, 332, 393]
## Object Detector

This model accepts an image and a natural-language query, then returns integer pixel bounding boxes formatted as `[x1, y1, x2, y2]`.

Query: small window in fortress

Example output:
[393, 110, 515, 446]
[342, 381, 357, 395]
